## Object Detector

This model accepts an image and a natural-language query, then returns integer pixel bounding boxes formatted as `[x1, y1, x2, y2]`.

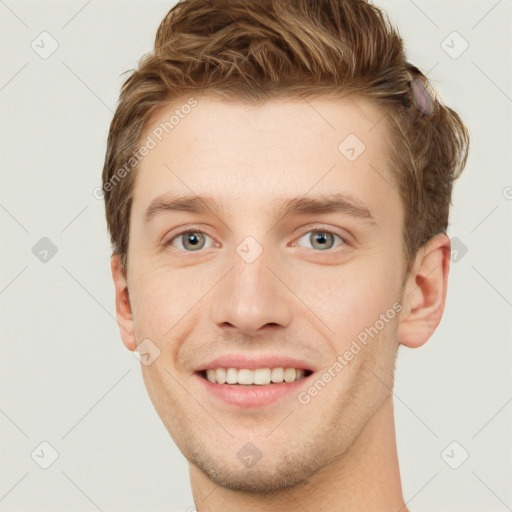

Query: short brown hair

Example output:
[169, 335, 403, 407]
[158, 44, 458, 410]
[102, 0, 469, 275]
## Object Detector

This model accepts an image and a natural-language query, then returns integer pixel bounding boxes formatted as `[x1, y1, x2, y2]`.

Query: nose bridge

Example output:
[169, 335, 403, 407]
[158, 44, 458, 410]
[209, 234, 293, 335]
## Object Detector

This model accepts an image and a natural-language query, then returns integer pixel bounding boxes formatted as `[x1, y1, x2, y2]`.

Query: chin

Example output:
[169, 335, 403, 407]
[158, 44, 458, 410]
[187, 447, 324, 494]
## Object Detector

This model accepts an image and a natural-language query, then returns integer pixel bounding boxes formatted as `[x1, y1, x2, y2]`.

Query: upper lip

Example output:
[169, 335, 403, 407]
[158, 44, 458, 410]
[195, 354, 315, 372]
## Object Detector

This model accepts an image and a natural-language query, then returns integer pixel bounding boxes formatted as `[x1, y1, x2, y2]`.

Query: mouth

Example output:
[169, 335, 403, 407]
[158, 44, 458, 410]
[195, 366, 315, 408]
[197, 367, 314, 385]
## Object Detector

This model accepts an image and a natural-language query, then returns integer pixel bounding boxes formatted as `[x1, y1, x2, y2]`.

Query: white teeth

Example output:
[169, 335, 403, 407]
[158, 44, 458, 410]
[215, 368, 226, 384]
[283, 368, 297, 382]
[203, 367, 308, 385]
[254, 368, 271, 385]
[237, 369, 253, 385]
[226, 367, 238, 384]
[271, 367, 284, 383]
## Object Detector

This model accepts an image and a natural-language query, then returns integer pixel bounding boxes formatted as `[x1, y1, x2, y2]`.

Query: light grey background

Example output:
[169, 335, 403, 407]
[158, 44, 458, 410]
[1, 0, 511, 510]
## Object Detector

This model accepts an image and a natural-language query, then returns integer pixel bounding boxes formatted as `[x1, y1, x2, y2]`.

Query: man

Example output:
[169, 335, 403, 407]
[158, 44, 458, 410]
[101, 0, 469, 509]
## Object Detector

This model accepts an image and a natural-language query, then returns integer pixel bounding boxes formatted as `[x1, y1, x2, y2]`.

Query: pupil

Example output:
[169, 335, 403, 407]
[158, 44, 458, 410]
[313, 232, 332, 249]
[185, 232, 204, 250]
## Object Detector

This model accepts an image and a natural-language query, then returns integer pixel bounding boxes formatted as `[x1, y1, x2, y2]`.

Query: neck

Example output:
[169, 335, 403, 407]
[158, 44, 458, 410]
[188, 395, 408, 511]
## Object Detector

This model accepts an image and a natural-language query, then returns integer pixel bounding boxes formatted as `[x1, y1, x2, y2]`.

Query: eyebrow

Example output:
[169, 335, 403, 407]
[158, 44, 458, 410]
[144, 192, 377, 226]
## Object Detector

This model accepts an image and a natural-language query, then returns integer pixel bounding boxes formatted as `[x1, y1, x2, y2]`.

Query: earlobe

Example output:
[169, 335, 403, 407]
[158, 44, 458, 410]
[110, 254, 137, 351]
[397, 233, 451, 349]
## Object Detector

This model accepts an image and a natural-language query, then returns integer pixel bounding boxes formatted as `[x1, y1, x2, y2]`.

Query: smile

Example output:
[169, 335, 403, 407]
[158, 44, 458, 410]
[196, 367, 314, 408]
[200, 367, 312, 385]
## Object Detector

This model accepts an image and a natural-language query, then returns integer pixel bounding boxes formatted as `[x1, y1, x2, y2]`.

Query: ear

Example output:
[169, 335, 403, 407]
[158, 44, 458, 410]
[397, 233, 451, 348]
[111, 254, 137, 351]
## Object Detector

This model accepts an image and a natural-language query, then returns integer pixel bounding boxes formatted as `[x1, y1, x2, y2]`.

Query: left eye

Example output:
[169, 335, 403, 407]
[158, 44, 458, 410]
[293, 230, 345, 251]
[166, 229, 346, 252]
[166, 230, 214, 252]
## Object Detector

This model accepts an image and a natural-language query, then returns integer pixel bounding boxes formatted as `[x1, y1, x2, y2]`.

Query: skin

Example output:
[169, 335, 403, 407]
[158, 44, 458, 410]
[111, 94, 451, 511]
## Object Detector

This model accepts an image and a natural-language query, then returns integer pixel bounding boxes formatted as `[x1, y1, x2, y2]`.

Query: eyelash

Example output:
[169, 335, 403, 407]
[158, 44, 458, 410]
[164, 227, 349, 253]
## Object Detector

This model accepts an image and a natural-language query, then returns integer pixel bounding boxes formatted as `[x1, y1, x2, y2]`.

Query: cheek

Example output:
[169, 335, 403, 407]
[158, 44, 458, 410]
[129, 271, 177, 337]
[130, 266, 210, 338]
[297, 256, 402, 346]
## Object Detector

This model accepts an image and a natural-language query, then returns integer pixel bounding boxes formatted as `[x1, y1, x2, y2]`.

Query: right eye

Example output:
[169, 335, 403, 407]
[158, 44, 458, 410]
[165, 229, 218, 252]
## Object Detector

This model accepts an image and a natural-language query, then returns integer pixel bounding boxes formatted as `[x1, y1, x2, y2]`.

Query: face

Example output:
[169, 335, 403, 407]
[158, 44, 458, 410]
[117, 94, 409, 492]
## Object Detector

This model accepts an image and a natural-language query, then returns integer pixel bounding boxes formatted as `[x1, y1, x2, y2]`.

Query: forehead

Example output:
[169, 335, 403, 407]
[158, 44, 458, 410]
[132, 94, 398, 225]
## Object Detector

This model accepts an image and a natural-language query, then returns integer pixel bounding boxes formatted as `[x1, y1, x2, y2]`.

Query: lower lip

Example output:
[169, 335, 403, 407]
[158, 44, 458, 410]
[195, 372, 312, 408]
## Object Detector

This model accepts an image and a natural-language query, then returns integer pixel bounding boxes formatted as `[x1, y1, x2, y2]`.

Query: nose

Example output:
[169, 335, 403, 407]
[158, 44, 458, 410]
[209, 244, 293, 337]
